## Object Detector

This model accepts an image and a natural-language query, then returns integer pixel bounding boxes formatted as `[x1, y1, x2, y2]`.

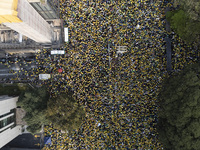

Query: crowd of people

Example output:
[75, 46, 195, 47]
[0, 0, 198, 148]
[41, 0, 168, 149]
[6, 0, 196, 149]
[171, 33, 199, 72]
[0, 54, 39, 83]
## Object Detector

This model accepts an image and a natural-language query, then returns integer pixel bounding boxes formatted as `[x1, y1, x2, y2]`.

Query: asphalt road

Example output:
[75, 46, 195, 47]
[0, 61, 37, 81]
[3, 133, 41, 149]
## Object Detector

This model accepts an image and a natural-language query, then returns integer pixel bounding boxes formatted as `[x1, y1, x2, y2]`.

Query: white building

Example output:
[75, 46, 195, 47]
[0, 0, 62, 44]
[0, 96, 22, 149]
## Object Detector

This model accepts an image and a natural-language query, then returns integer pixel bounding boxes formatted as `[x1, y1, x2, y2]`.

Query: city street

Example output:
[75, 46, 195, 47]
[0, 0, 200, 149]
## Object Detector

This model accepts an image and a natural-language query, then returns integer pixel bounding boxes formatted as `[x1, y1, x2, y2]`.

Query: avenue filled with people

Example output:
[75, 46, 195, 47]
[44, 0, 167, 149]
[1, 0, 198, 149]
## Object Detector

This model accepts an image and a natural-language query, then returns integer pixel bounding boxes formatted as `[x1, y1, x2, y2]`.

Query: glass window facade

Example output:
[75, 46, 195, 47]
[0, 109, 16, 133]
[0, 116, 14, 128]
[31, 1, 59, 20]
[0, 109, 15, 120]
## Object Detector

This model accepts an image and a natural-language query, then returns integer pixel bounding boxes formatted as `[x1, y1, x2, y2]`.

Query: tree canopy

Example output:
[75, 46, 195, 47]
[166, 0, 200, 44]
[157, 63, 200, 150]
[0, 83, 26, 96]
[174, 0, 200, 21]
[166, 9, 200, 44]
[46, 93, 85, 133]
[17, 86, 50, 134]
[17, 86, 85, 134]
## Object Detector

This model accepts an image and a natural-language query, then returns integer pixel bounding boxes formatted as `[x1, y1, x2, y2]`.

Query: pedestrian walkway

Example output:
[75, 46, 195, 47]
[165, 6, 172, 72]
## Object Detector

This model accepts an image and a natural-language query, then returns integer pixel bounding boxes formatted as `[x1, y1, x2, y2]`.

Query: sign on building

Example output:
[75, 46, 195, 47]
[64, 27, 68, 42]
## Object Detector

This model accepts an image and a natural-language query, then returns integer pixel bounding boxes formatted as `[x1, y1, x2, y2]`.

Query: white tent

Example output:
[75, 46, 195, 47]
[64, 27, 68, 42]
[116, 46, 127, 57]
[39, 74, 51, 80]
[51, 50, 65, 55]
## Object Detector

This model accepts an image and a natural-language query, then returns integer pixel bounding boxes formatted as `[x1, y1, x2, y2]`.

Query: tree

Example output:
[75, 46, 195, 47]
[17, 86, 50, 134]
[157, 63, 200, 150]
[46, 93, 85, 133]
[174, 0, 200, 21]
[166, 9, 200, 44]
[0, 83, 25, 96]
[167, 0, 200, 44]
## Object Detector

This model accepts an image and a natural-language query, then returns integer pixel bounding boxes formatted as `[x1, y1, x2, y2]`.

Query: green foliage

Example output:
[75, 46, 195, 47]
[166, 9, 200, 44]
[171, 9, 188, 30]
[18, 86, 50, 134]
[157, 63, 200, 150]
[0, 83, 26, 96]
[26, 123, 41, 134]
[46, 93, 85, 133]
[17, 86, 85, 134]
[174, 0, 200, 21]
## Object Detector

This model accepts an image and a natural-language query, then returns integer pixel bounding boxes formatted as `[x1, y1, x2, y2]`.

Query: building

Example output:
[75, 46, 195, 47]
[0, 95, 44, 149]
[0, 0, 63, 51]
[0, 96, 22, 149]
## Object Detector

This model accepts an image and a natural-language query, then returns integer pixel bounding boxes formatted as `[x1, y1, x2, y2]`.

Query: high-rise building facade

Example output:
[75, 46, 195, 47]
[0, 0, 63, 50]
[0, 96, 22, 149]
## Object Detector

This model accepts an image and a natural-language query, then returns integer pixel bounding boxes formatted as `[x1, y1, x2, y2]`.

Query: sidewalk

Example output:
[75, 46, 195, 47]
[165, 7, 172, 72]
